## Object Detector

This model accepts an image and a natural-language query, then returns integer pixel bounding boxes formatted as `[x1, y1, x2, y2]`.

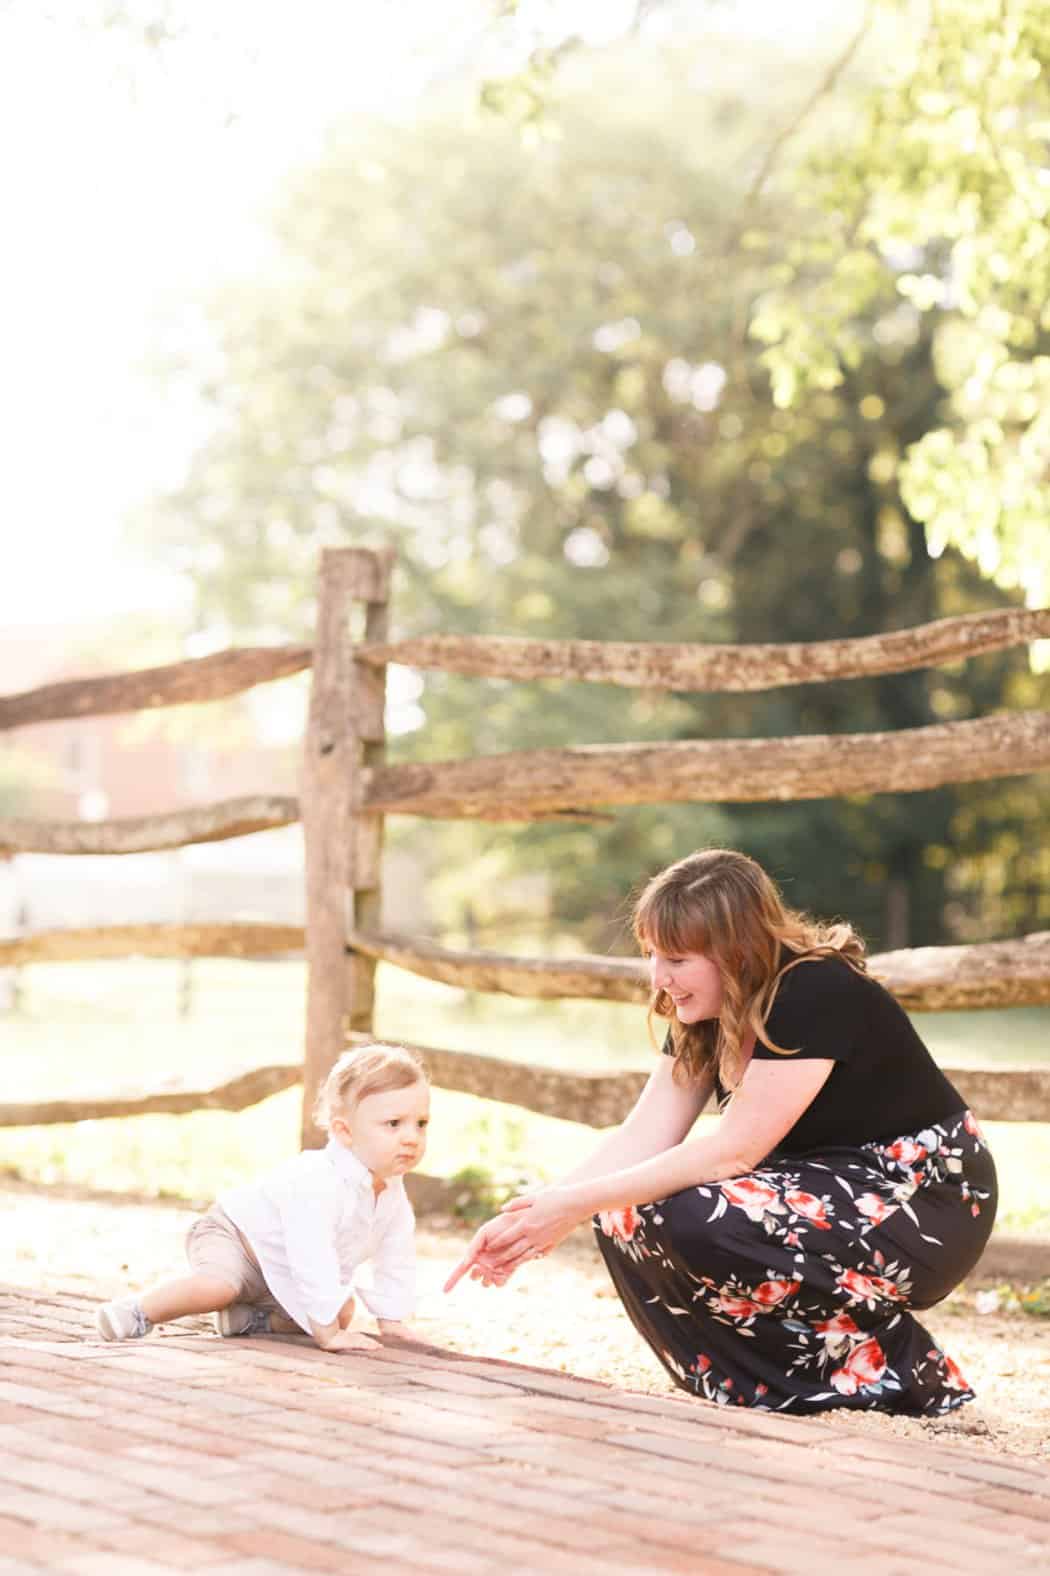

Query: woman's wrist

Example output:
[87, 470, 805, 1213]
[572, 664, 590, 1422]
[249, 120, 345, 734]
[558, 1180, 600, 1224]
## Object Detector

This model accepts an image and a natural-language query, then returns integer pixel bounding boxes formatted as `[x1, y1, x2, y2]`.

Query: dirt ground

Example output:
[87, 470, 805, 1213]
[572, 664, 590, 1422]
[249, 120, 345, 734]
[4, 1179, 1049, 1462]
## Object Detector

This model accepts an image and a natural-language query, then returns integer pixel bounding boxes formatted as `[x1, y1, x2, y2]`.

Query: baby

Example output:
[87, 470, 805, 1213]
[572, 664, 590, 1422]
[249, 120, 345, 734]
[95, 1042, 429, 1351]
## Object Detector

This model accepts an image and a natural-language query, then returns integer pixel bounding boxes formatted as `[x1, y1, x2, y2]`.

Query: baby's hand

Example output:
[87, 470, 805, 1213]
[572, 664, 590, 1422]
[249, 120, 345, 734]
[378, 1319, 415, 1343]
[320, 1329, 378, 1353]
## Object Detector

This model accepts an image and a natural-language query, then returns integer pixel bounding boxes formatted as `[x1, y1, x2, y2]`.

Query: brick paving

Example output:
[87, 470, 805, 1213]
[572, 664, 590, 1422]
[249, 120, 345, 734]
[1, 1285, 1049, 1574]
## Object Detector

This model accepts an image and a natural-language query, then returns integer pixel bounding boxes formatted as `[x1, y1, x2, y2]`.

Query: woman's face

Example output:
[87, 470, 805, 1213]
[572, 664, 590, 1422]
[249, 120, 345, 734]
[646, 942, 724, 1023]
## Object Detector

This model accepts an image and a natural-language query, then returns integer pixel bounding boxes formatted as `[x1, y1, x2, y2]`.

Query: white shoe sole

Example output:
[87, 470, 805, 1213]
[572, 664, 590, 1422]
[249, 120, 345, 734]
[95, 1306, 139, 1340]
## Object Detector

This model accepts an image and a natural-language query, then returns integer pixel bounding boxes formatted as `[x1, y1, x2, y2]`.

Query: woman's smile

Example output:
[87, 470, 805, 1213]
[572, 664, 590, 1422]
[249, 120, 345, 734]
[647, 947, 724, 1022]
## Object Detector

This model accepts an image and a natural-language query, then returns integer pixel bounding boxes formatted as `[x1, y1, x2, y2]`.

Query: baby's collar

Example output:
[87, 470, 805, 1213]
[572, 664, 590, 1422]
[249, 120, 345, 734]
[323, 1136, 375, 1189]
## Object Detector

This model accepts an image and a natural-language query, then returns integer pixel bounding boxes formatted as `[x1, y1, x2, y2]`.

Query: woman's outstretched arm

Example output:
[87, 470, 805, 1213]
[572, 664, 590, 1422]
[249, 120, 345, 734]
[447, 1055, 835, 1289]
[443, 1056, 712, 1292]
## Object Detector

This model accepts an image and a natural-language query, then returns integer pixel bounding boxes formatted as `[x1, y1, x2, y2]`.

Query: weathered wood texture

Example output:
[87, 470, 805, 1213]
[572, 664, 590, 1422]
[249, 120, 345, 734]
[347, 563, 393, 1038]
[952, 1068, 1050, 1123]
[347, 1034, 1050, 1126]
[348, 929, 648, 1002]
[0, 645, 311, 731]
[300, 546, 393, 1150]
[0, 794, 604, 857]
[5, 607, 1045, 735]
[348, 1034, 652, 1128]
[349, 929, 1050, 1013]
[0, 1064, 301, 1127]
[2, 1046, 1046, 1129]
[870, 934, 1050, 1012]
[0, 796, 299, 856]
[362, 711, 1050, 819]
[0, 923, 304, 967]
[358, 607, 1050, 692]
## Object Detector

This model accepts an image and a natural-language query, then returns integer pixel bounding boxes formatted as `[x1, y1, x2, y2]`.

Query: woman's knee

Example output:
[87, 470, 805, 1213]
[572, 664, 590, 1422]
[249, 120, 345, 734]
[650, 1191, 727, 1266]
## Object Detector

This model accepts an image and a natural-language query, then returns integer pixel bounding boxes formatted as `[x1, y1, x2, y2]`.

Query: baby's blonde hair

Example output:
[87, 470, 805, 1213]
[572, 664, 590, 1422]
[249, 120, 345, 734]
[313, 1042, 429, 1132]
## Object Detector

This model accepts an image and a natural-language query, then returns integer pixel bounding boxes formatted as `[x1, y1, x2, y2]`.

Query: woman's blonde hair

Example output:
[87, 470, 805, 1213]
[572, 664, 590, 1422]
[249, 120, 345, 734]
[633, 847, 866, 1092]
[313, 1042, 428, 1132]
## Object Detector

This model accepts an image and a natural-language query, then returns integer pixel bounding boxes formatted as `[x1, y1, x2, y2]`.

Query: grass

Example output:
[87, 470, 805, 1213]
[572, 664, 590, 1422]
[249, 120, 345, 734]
[1, 958, 1048, 1234]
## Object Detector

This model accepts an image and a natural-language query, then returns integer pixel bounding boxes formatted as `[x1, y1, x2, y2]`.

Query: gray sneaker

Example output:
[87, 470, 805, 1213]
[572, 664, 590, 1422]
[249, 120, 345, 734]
[215, 1304, 272, 1337]
[96, 1297, 151, 1341]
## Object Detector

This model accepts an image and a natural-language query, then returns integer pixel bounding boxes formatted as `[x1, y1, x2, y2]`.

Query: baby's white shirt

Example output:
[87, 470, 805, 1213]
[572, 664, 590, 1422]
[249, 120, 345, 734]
[218, 1139, 415, 1333]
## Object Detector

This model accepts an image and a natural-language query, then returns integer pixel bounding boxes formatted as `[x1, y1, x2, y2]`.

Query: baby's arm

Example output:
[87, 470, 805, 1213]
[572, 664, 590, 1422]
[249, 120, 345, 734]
[316, 1293, 377, 1349]
[277, 1183, 373, 1351]
[361, 1192, 417, 1338]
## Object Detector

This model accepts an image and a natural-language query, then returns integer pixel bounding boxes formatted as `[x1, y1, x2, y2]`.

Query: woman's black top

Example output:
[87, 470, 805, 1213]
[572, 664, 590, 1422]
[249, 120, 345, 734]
[665, 955, 967, 1156]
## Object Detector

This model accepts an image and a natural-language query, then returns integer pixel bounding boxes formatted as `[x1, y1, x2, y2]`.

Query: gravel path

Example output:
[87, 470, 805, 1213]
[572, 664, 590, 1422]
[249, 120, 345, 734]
[5, 1179, 1048, 1461]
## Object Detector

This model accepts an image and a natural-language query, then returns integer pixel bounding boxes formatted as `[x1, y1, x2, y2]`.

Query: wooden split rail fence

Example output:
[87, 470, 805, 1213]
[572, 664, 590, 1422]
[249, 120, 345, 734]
[2, 549, 1050, 1178]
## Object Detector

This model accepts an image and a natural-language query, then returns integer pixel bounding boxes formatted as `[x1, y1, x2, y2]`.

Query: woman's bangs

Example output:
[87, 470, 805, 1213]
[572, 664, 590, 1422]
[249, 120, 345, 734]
[637, 890, 709, 958]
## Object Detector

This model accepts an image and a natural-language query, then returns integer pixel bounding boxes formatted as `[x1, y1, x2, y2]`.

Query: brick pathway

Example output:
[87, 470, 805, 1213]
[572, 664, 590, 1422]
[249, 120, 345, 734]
[2, 1285, 1049, 1575]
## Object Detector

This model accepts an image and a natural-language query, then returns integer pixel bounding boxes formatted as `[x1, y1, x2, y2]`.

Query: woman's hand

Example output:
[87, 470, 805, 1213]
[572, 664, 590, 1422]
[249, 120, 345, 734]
[442, 1215, 517, 1293]
[443, 1185, 588, 1293]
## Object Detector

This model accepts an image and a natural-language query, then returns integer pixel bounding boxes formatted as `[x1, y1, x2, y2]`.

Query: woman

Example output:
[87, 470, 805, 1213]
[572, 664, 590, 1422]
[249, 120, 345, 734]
[445, 848, 996, 1416]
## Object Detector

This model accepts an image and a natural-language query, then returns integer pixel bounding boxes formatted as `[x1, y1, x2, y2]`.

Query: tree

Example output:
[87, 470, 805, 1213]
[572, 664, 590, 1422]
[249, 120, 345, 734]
[146, 56, 1043, 951]
[751, 0, 1050, 625]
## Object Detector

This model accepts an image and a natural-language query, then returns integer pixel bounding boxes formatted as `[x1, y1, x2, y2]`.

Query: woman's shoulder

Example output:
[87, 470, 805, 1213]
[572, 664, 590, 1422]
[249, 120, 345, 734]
[766, 953, 870, 1037]
[774, 953, 868, 1000]
[749, 952, 871, 1062]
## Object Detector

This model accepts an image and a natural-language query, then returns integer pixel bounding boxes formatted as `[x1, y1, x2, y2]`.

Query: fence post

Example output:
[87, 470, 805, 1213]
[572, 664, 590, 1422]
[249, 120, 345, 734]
[301, 545, 394, 1148]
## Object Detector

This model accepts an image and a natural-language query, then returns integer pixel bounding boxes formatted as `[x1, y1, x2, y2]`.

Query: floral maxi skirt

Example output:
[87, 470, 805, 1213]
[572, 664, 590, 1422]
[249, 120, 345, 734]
[594, 1110, 997, 1415]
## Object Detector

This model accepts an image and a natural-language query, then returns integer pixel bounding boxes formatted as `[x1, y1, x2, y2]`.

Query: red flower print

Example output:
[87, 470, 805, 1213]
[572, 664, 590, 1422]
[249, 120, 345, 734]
[813, 1312, 861, 1338]
[964, 1111, 983, 1139]
[884, 1137, 928, 1165]
[867, 1275, 903, 1301]
[941, 1354, 971, 1392]
[716, 1293, 764, 1318]
[598, 1206, 641, 1241]
[837, 1268, 902, 1305]
[855, 1193, 896, 1225]
[721, 1177, 780, 1218]
[829, 1336, 887, 1395]
[694, 1354, 711, 1373]
[785, 1189, 831, 1229]
[751, 1278, 801, 1308]
[755, 1383, 768, 1397]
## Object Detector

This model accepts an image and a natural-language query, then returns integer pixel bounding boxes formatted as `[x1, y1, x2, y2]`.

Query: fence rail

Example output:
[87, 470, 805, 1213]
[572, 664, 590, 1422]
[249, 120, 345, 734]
[356, 606, 1050, 690]
[0, 645, 312, 732]
[5, 608, 1048, 734]
[7, 923, 1048, 1016]
[0, 923, 304, 966]
[346, 928, 1050, 1013]
[0, 796, 299, 856]
[7, 706, 1048, 853]
[361, 712, 1050, 820]
[4, 1041, 1049, 1130]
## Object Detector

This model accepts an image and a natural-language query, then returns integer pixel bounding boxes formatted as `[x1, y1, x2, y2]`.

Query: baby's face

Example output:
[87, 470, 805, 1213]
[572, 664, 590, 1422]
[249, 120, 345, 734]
[336, 1080, 430, 1180]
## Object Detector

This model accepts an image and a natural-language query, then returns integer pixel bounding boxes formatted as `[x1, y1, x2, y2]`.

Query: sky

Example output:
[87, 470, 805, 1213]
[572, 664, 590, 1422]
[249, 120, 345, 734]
[0, 0, 865, 636]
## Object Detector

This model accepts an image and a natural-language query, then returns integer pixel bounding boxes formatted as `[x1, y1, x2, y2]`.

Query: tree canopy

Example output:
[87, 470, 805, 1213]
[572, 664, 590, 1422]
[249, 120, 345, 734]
[147, 44, 1047, 952]
[742, 0, 1050, 623]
